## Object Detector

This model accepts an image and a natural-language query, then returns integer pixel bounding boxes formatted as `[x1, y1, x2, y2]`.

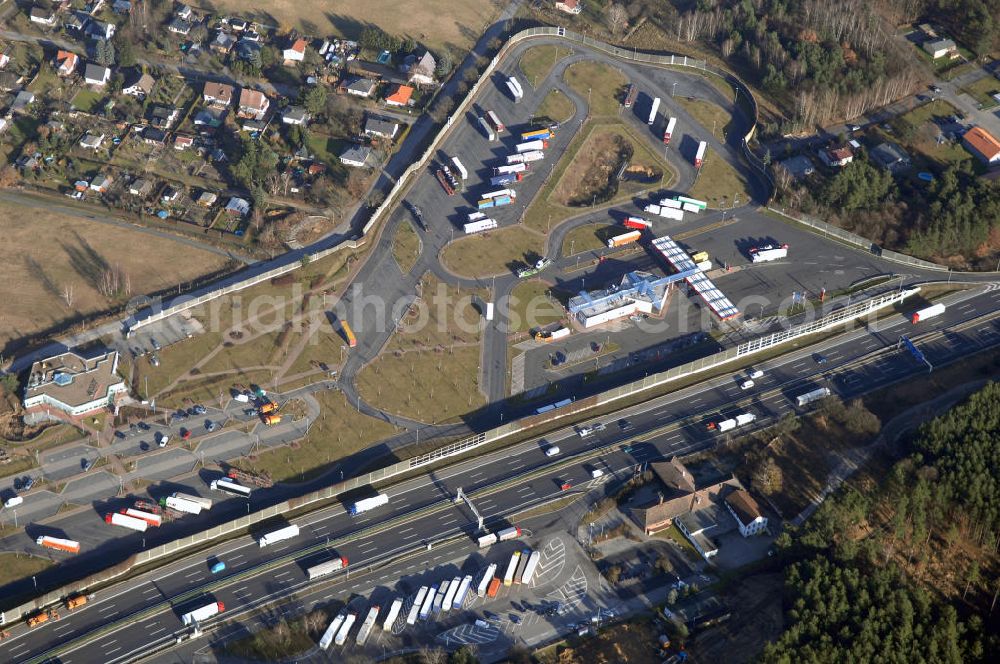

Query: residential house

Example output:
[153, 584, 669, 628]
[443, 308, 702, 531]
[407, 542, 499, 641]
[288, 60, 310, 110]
[963, 126, 1000, 165]
[89, 174, 112, 192]
[79, 131, 105, 149]
[0, 71, 24, 91]
[55, 50, 79, 77]
[870, 142, 911, 172]
[84, 63, 111, 86]
[87, 21, 116, 41]
[161, 186, 180, 202]
[346, 77, 377, 97]
[123, 71, 155, 98]
[384, 84, 414, 107]
[72, 178, 88, 191]
[725, 489, 768, 537]
[225, 196, 251, 216]
[229, 18, 248, 31]
[818, 145, 854, 168]
[923, 38, 957, 59]
[128, 178, 153, 196]
[281, 106, 309, 125]
[778, 155, 815, 179]
[29, 7, 57, 26]
[196, 191, 217, 206]
[347, 60, 408, 84]
[555, 0, 583, 14]
[211, 31, 237, 54]
[11, 90, 35, 114]
[406, 51, 436, 86]
[150, 105, 179, 129]
[64, 12, 87, 33]
[167, 18, 192, 35]
[675, 504, 730, 559]
[339, 145, 372, 168]
[363, 116, 398, 140]
[237, 88, 269, 120]
[283, 38, 307, 63]
[242, 28, 261, 43]
[0, 117, 8, 135]
[176, 4, 193, 21]
[17, 154, 41, 170]
[239, 117, 265, 132]
[173, 134, 194, 150]
[307, 162, 326, 176]
[193, 107, 226, 127]
[143, 126, 167, 145]
[22, 349, 129, 425]
[629, 457, 743, 535]
[203, 81, 234, 108]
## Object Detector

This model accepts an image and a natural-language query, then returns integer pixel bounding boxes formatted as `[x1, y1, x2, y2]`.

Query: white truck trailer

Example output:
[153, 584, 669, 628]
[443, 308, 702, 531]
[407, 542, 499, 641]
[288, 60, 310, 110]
[334, 612, 357, 646]
[349, 493, 389, 516]
[453, 575, 474, 609]
[648, 97, 661, 125]
[319, 612, 347, 650]
[181, 601, 224, 626]
[258, 524, 300, 547]
[356, 606, 380, 645]
[382, 598, 403, 631]
[407, 587, 429, 625]
[797, 387, 832, 407]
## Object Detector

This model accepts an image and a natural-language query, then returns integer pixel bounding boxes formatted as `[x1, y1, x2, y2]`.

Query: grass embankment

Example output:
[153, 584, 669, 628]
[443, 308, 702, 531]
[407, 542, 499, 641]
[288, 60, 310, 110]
[676, 97, 733, 139]
[355, 274, 488, 423]
[233, 390, 399, 484]
[508, 279, 566, 334]
[392, 220, 422, 274]
[519, 44, 572, 87]
[0, 553, 54, 589]
[223, 608, 328, 661]
[441, 224, 546, 279]
[563, 60, 628, 116]
[561, 223, 619, 255]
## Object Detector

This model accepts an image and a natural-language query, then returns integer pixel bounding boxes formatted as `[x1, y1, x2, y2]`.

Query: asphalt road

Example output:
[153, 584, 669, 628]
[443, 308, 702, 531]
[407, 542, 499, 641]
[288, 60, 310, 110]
[4, 284, 999, 663]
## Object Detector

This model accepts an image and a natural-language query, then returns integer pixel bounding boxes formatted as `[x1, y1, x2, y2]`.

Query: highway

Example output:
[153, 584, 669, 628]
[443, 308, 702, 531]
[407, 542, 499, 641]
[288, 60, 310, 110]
[4, 283, 999, 663]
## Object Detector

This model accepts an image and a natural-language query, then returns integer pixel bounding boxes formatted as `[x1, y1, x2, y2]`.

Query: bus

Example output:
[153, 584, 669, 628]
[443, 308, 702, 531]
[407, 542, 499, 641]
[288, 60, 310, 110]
[210, 477, 252, 498]
[342, 320, 357, 348]
[674, 196, 707, 210]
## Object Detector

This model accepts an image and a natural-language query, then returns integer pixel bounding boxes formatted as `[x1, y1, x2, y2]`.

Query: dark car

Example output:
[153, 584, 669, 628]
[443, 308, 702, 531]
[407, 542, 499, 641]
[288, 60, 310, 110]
[21, 476, 34, 492]
[174, 409, 188, 420]
[193, 405, 207, 415]
[82, 458, 94, 472]
[137, 421, 150, 431]
[617, 418, 633, 431]
[484, 611, 500, 621]
[186, 407, 198, 416]
[205, 420, 216, 432]
[510, 613, 522, 624]
[814, 353, 828, 365]
[114, 430, 126, 439]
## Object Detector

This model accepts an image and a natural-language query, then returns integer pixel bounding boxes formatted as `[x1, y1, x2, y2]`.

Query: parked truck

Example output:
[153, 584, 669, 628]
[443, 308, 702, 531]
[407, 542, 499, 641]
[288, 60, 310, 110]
[521, 550, 541, 584]
[513, 548, 531, 583]
[477, 194, 513, 209]
[487, 577, 502, 598]
[520, 150, 545, 163]
[106, 512, 148, 532]
[521, 128, 553, 141]
[342, 320, 357, 348]
[306, 556, 349, 580]
[433, 581, 449, 613]
[419, 584, 438, 620]
[497, 526, 521, 541]
[36, 536, 81, 554]
[181, 601, 224, 626]
[503, 550, 522, 586]
[607, 230, 642, 248]
[382, 598, 403, 631]
[648, 97, 661, 125]
[319, 611, 347, 650]
[623, 216, 652, 230]
[486, 110, 505, 133]
[695, 141, 707, 168]
[453, 574, 474, 609]
[442, 576, 461, 612]
[334, 612, 357, 646]
[465, 218, 498, 234]
[495, 163, 528, 175]
[490, 173, 523, 186]
[516, 140, 547, 153]
[477, 563, 498, 597]
[123, 508, 161, 527]
[407, 586, 429, 625]
[64, 594, 87, 610]
[796, 387, 831, 407]
[749, 244, 789, 263]
[624, 83, 638, 108]
[663, 116, 677, 145]
[912, 303, 946, 323]
[161, 495, 203, 515]
[451, 156, 468, 181]
[349, 493, 389, 515]
[356, 606, 379, 645]
[435, 168, 456, 195]
[173, 492, 213, 510]
[258, 524, 300, 547]
[506, 76, 523, 102]
[477, 116, 496, 141]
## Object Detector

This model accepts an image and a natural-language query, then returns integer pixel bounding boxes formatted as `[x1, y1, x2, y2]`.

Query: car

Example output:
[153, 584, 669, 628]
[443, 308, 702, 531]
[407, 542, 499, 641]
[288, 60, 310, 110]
[174, 409, 188, 420]
[210, 561, 226, 574]
[186, 407, 198, 416]
[847, 123, 861, 131]
[593, 422, 606, 431]
[180, 428, 192, 440]
[205, 421, 216, 432]
[82, 458, 93, 472]
[814, 353, 828, 365]
[114, 430, 126, 439]
[484, 611, 499, 621]
[193, 405, 207, 415]
[560, 482, 572, 491]
[150, 338, 161, 351]
[21, 477, 34, 492]
[157, 433, 170, 447]
[545, 445, 561, 457]
[3, 495, 23, 508]
[510, 614, 522, 624]
[931, 85, 942, 93]
[137, 421, 150, 431]
[617, 418, 633, 431]
[474, 618, 490, 628]
[740, 379, 755, 390]
[149, 354, 160, 367]
[747, 368, 764, 379]
[590, 469, 605, 479]
[578, 425, 594, 437]
[244, 408, 257, 417]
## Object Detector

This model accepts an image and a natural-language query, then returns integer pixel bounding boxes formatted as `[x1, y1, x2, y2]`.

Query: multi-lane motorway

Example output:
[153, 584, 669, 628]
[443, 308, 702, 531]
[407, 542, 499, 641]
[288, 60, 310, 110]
[3, 283, 998, 663]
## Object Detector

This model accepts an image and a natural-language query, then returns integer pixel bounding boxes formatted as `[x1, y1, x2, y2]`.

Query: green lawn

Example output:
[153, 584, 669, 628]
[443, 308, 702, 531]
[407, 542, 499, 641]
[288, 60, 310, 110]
[519, 44, 572, 88]
[676, 97, 733, 139]
[561, 223, 617, 256]
[306, 133, 346, 165]
[563, 60, 628, 117]
[961, 76, 1000, 108]
[535, 89, 576, 123]
[441, 225, 546, 279]
[71, 89, 106, 114]
[0, 553, 54, 589]
[508, 279, 566, 334]
[392, 219, 421, 274]
[687, 147, 753, 209]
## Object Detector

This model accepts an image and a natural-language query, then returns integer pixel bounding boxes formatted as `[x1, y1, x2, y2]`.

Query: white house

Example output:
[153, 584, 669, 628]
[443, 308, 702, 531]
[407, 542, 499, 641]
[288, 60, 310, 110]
[79, 132, 105, 149]
[225, 196, 251, 216]
[281, 106, 309, 126]
[407, 51, 436, 86]
[29, 7, 57, 26]
[923, 38, 956, 59]
[725, 489, 768, 537]
[283, 38, 306, 63]
[122, 71, 154, 97]
[340, 145, 372, 168]
[555, 0, 583, 14]
[84, 63, 111, 86]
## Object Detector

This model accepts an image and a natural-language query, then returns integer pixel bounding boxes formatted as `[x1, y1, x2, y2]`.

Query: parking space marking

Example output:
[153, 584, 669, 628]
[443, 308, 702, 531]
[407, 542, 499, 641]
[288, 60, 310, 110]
[436, 623, 500, 647]
[531, 537, 567, 589]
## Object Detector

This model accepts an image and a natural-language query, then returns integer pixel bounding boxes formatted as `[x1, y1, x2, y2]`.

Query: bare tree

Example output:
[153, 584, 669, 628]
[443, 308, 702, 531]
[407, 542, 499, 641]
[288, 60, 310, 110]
[607, 3, 629, 37]
[62, 283, 75, 308]
[418, 646, 447, 664]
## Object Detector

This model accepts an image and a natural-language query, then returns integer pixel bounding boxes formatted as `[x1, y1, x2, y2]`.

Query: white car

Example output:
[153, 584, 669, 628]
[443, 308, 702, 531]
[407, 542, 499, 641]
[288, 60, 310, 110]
[747, 368, 763, 379]
[545, 446, 561, 457]
[740, 380, 755, 390]
[157, 433, 170, 447]
[590, 469, 604, 479]
[578, 426, 594, 437]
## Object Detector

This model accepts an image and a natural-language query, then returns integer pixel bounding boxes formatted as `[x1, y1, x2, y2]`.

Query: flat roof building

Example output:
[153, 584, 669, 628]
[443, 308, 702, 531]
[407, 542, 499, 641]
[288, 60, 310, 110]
[23, 349, 128, 424]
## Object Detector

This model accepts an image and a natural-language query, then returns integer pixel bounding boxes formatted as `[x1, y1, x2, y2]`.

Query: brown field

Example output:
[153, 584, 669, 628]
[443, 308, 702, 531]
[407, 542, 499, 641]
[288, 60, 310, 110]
[0, 200, 231, 349]
[192, 0, 499, 52]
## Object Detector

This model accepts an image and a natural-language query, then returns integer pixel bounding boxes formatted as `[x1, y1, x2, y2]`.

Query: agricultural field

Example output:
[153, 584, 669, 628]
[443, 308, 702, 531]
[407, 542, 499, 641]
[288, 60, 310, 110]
[0, 198, 232, 351]
[191, 0, 499, 52]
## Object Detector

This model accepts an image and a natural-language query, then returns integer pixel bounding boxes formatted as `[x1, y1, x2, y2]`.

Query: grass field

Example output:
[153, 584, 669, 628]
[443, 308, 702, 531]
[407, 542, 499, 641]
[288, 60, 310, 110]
[561, 223, 617, 255]
[676, 97, 733, 139]
[0, 553, 54, 589]
[687, 147, 753, 208]
[563, 61, 628, 117]
[960, 76, 1000, 107]
[233, 390, 399, 483]
[519, 44, 572, 88]
[888, 99, 975, 167]
[508, 280, 565, 334]
[0, 199, 231, 349]
[355, 274, 488, 423]
[392, 220, 421, 274]
[70, 89, 105, 113]
[535, 89, 576, 123]
[441, 225, 546, 278]
[192, 0, 498, 52]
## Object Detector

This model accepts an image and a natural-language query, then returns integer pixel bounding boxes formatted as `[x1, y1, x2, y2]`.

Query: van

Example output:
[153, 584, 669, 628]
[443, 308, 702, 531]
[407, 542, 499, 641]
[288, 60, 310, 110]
[4, 495, 24, 508]
[590, 469, 604, 479]
[740, 380, 755, 390]
[157, 434, 170, 447]
[747, 368, 763, 379]
[545, 446, 560, 457]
